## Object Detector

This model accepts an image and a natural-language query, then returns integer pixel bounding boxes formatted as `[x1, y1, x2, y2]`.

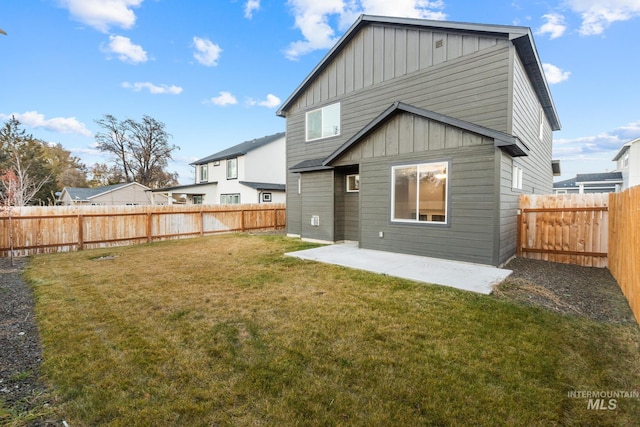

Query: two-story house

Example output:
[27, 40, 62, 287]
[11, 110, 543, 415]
[153, 132, 286, 205]
[613, 137, 640, 190]
[276, 15, 560, 266]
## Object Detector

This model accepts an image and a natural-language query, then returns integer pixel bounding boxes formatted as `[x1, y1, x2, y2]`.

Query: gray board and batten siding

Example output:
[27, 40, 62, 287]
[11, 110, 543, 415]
[279, 15, 560, 266]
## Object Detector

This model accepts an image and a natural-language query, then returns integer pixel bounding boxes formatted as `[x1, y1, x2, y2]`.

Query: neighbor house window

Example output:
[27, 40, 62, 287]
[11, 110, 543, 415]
[221, 193, 240, 204]
[391, 161, 448, 223]
[512, 165, 523, 190]
[306, 102, 341, 141]
[227, 158, 237, 179]
[346, 174, 360, 192]
[262, 192, 272, 202]
[199, 165, 208, 182]
[193, 195, 203, 204]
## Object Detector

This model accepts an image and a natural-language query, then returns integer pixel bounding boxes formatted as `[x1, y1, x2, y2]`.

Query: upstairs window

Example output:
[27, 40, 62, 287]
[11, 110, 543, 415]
[346, 174, 360, 192]
[199, 164, 208, 182]
[391, 161, 448, 224]
[306, 102, 340, 141]
[227, 158, 237, 179]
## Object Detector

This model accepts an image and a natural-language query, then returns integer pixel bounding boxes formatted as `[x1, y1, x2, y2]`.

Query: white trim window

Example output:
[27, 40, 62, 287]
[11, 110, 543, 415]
[512, 164, 524, 190]
[306, 102, 340, 141]
[391, 161, 448, 223]
[346, 174, 360, 192]
[227, 158, 238, 179]
[199, 164, 208, 182]
[220, 193, 240, 204]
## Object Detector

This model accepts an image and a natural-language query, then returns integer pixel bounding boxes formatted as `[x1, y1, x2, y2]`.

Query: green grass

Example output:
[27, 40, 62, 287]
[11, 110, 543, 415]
[13, 233, 640, 426]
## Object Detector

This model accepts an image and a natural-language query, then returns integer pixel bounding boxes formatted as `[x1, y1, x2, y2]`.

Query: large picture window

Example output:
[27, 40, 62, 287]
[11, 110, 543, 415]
[306, 102, 340, 141]
[391, 161, 448, 223]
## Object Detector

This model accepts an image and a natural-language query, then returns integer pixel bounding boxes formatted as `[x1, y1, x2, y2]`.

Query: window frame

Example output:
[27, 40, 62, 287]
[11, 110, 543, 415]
[199, 164, 208, 182]
[346, 174, 360, 192]
[226, 158, 238, 180]
[512, 164, 524, 190]
[220, 193, 240, 204]
[305, 102, 341, 142]
[192, 195, 203, 205]
[261, 192, 272, 202]
[390, 160, 449, 225]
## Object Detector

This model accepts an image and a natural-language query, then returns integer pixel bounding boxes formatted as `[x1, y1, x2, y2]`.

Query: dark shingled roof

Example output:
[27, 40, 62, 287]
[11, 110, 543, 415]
[240, 181, 286, 191]
[553, 172, 623, 188]
[64, 183, 130, 200]
[191, 132, 285, 165]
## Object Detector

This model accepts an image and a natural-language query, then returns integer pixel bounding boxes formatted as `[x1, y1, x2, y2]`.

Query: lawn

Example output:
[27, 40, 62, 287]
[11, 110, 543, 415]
[17, 234, 640, 425]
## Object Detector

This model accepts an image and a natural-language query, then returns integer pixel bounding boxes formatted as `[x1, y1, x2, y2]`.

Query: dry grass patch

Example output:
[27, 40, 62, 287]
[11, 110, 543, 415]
[20, 234, 640, 426]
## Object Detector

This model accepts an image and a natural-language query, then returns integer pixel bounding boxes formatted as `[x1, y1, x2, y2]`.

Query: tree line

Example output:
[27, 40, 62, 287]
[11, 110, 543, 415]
[0, 115, 179, 206]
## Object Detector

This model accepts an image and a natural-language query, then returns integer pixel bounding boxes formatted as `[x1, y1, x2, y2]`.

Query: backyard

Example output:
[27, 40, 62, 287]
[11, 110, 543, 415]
[2, 233, 640, 426]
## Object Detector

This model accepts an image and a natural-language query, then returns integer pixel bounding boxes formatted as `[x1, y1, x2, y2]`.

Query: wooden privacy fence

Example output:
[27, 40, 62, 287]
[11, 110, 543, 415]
[0, 204, 286, 257]
[609, 186, 640, 324]
[517, 193, 609, 268]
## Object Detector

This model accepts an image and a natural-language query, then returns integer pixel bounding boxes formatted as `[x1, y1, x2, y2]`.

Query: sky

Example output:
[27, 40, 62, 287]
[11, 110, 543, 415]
[2, 0, 640, 185]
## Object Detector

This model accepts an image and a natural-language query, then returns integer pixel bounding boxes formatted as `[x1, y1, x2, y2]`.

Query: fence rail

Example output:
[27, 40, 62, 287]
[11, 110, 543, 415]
[609, 186, 640, 324]
[0, 204, 286, 257]
[517, 193, 609, 268]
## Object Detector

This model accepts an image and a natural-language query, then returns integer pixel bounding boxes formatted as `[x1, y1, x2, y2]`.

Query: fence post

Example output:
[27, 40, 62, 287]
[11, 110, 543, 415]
[241, 209, 245, 232]
[78, 215, 84, 250]
[147, 212, 152, 243]
[200, 210, 205, 236]
[516, 209, 522, 257]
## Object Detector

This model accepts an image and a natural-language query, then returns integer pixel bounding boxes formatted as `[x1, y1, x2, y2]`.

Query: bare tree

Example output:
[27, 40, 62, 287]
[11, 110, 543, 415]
[0, 150, 50, 206]
[95, 114, 133, 182]
[94, 115, 179, 188]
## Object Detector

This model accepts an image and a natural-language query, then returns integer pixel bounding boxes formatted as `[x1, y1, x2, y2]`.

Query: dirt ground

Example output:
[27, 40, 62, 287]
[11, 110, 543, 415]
[1, 254, 638, 424]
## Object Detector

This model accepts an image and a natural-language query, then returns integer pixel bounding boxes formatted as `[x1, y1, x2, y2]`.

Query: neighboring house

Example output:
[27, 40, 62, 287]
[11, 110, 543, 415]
[151, 132, 286, 205]
[612, 137, 640, 190]
[58, 182, 166, 205]
[553, 172, 623, 194]
[276, 15, 561, 266]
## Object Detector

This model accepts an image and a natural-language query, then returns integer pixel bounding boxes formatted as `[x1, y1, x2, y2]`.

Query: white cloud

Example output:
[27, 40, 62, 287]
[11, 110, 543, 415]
[247, 94, 282, 108]
[285, 0, 446, 60]
[103, 35, 148, 63]
[209, 91, 238, 106]
[537, 13, 566, 39]
[543, 63, 571, 84]
[245, 0, 261, 19]
[59, 0, 143, 33]
[193, 37, 222, 66]
[122, 82, 183, 94]
[553, 120, 640, 162]
[0, 111, 92, 136]
[565, 0, 640, 35]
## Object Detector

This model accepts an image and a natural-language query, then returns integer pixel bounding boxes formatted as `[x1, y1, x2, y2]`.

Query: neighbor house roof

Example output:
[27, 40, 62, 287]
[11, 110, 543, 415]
[276, 14, 560, 131]
[612, 137, 639, 161]
[553, 172, 623, 189]
[239, 181, 286, 191]
[191, 131, 285, 165]
[63, 183, 144, 201]
[149, 182, 218, 193]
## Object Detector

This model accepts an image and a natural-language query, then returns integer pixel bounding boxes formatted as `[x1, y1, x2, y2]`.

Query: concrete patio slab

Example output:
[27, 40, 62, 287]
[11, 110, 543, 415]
[285, 242, 512, 294]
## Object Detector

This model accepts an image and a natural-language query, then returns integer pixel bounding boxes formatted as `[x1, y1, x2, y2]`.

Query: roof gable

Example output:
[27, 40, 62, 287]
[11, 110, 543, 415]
[63, 183, 150, 201]
[192, 131, 285, 165]
[323, 102, 529, 166]
[276, 14, 560, 131]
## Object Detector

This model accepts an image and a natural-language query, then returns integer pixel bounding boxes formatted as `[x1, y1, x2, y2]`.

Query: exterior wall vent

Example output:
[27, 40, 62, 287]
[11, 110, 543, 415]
[435, 39, 443, 48]
[311, 215, 320, 226]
